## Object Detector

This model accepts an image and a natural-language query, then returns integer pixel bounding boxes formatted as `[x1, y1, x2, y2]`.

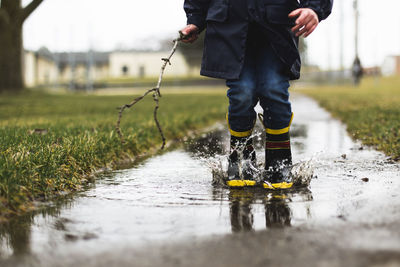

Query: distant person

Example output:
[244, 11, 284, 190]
[352, 56, 363, 86]
[181, 0, 333, 189]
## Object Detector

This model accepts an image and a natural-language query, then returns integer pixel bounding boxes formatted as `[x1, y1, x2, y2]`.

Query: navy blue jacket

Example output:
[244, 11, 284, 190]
[184, 0, 333, 80]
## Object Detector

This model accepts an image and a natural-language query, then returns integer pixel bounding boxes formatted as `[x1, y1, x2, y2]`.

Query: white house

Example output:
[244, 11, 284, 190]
[24, 48, 58, 87]
[109, 50, 199, 78]
[382, 55, 400, 76]
[23, 48, 200, 87]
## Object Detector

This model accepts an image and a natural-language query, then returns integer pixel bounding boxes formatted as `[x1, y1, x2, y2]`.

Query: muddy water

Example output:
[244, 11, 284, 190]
[1, 94, 400, 264]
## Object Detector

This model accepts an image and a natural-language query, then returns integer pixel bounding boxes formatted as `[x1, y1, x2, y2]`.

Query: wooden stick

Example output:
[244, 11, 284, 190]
[116, 33, 186, 149]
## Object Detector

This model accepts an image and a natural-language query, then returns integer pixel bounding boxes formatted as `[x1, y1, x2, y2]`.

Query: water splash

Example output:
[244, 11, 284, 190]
[208, 155, 228, 186]
[187, 126, 317, 189]
[291, 160, 315, 187]
[208, 154, 316, 188]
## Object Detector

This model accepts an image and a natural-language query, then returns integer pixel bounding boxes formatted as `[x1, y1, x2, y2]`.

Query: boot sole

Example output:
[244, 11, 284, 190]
[263, 182, 293, 189]
[227, 180, 256, 188]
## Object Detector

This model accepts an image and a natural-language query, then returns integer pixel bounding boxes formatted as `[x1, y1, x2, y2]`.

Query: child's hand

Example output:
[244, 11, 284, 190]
[289, 8, 319, 38]
[180, 24, 199, 43]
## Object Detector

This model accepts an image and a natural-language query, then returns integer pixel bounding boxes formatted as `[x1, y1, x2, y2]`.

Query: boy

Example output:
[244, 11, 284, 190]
[181, 0, 333, 189]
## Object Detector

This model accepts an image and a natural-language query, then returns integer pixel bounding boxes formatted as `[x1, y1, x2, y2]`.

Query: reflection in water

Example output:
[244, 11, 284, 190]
[0, 215, 32, 256]
[0, 195, 77, 259]
[228, 188, 313, 233]
[265, 194, 291, 228]
[229, 190, 254, 232]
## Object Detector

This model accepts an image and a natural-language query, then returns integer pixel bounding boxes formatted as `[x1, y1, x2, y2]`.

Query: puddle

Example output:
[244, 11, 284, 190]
[1, 94, 400, 262]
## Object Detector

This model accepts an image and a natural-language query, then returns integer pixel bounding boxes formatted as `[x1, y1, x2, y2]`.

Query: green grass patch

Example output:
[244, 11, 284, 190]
[301, 76, 400, 160]
[0, 88, 228, 218]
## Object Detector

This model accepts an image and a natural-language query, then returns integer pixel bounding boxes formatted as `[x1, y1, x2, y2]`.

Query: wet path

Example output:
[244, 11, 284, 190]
[1, 94, 400, 264]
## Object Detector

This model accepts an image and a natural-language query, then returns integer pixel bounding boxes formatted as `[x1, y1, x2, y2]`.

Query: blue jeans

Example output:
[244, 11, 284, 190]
[226, 28, 292, 137]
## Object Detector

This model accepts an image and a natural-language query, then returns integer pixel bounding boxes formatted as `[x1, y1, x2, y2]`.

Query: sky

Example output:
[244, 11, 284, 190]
[22, 0, 400, 70]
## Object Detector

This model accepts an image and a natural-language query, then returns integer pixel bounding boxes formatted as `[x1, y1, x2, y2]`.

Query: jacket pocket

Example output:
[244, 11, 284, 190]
[206, 0, 228, 22]
[264, 5, 296, 26]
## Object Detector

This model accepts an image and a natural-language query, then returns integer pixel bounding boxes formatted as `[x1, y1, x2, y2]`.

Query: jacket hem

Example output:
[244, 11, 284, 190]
[200, 69, 239, 80]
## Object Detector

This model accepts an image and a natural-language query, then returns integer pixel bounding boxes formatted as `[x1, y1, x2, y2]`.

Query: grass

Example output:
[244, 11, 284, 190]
[0, 87, 228, 219]
[301, 76, 400, 160]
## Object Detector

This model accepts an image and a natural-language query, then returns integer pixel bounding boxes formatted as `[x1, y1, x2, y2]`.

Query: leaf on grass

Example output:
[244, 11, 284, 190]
[29, 129, 48, 135]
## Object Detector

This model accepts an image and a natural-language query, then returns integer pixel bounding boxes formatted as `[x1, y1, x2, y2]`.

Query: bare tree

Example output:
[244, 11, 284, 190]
[0, 0, 44, 92]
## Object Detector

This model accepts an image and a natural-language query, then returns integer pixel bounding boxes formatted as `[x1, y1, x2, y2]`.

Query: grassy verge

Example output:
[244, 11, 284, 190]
[0, 87, 228, 219]
[301, 76, 400, 160]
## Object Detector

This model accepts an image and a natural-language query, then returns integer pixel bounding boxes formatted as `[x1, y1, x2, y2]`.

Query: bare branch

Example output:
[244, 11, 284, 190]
[22, 0, 43, 22]
[115, 88, 158, 144]
[152, 92, 166, 149]
[116, 33, 185, 150]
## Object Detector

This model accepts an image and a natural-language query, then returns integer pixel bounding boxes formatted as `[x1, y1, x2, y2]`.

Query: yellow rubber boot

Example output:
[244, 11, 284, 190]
[227, 136, 257, 188]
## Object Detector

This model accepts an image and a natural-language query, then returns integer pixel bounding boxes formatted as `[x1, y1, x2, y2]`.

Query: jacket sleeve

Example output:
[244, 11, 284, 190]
[300, 0, 333, 21]
[184, 0, 212, 32]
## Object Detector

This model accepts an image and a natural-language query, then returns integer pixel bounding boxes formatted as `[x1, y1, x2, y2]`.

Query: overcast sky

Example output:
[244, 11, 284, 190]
[22, 0, 400, 70]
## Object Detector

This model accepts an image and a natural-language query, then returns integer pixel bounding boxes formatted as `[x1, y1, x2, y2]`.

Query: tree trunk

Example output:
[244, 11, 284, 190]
[0, 19, 24, 92]
[0, 0, 44, 93]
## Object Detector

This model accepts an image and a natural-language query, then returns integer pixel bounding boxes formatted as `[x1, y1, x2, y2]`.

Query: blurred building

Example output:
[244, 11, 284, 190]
[382, 55, 400, 76]
[109, 51, 198, 78]
[24, 48, 110, 87]
[362, 66, 381, 76]
[23, 47, 199, 88]
[24, 48, 58, 87]
[55, 51, 110, 85]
